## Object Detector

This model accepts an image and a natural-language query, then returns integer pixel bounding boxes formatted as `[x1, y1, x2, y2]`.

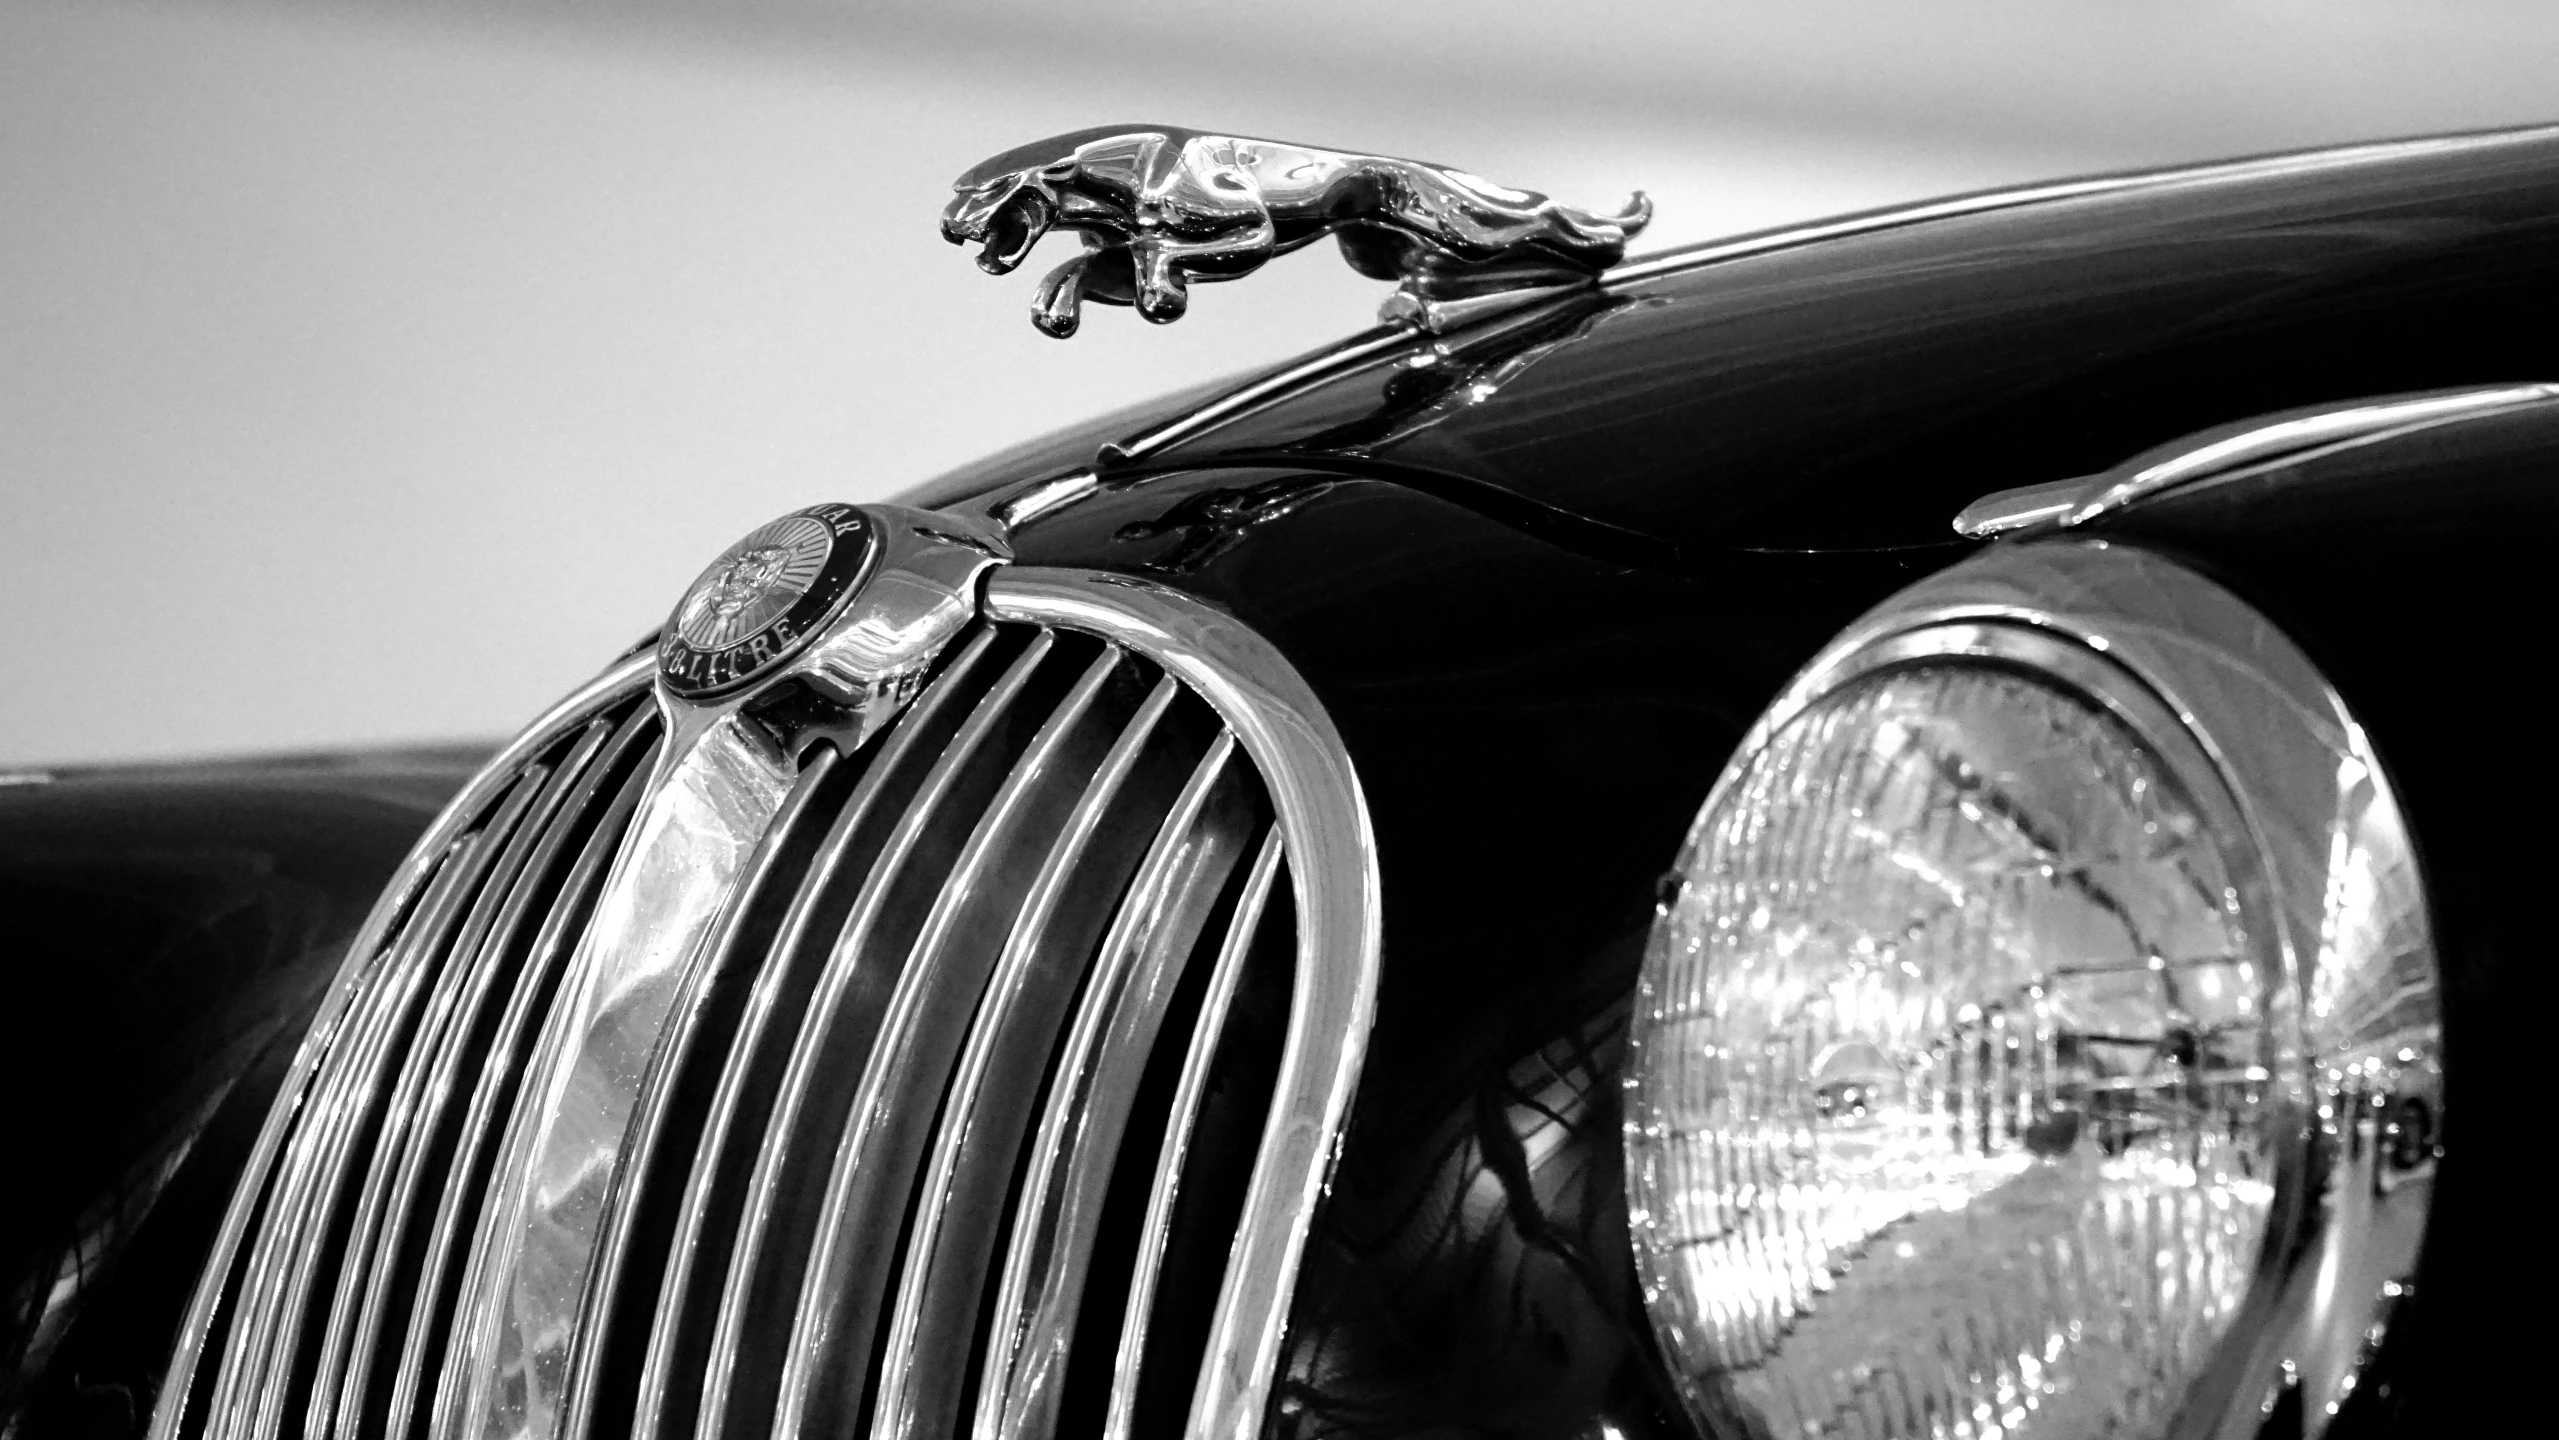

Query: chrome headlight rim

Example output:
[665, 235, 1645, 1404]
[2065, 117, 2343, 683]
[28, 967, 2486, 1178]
[1627, 536, 2439, 1438]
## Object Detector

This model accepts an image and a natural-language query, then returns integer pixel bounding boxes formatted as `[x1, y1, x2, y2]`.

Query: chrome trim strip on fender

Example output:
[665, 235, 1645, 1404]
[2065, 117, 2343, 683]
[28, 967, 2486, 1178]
[1947, 474, 2083, 539]
[991, 467, 1101, 531]
[1955, 383, 2559, 537]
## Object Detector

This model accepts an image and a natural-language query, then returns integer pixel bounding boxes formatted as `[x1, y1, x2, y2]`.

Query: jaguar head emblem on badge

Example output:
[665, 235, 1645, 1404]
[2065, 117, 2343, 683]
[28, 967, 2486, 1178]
[659, 502, 878, 699]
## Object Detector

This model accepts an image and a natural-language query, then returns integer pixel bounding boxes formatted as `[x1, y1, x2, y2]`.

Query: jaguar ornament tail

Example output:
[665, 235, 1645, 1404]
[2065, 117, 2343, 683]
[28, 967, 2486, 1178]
[939, 124, 1652, 336]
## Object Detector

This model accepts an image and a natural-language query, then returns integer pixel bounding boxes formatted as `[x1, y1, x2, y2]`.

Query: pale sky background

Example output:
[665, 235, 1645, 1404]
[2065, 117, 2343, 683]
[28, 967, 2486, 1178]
[7, 1, 2558, 765]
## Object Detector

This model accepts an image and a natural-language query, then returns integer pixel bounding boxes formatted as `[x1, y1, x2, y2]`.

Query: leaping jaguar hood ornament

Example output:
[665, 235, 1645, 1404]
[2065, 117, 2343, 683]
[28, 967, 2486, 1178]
[941, 124, 1652, 337]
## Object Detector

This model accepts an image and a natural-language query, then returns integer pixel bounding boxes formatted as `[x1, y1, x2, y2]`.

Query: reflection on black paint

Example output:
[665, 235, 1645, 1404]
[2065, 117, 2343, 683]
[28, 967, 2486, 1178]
[0, 760, 461, 1435]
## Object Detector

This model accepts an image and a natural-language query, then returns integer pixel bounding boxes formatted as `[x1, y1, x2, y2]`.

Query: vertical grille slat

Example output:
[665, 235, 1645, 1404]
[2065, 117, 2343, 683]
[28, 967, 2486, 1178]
[382, 710, 661, 1440]
[1106, 827, 1287, 1440]
[316, 705, 649, 1432]
[178, 839, 473, 1440]
[153, 836, 460, 1440]
[301, 736, 573, 1432]
[974, 731, 1267, 1440]
[628, 627, 1014, 1440]
[166, 560, 1379, 1440]
[443, 680, 847, 1439]
[870, 671, 1202, 1440]
[151, 656, 663, 1440]
[773, 642, 1142, 1440]
[696, 626, 1061, 1440]
[228, 723, 583, 1440]
[211, 820, 500, 1440]
[323, 715, 621, 1440]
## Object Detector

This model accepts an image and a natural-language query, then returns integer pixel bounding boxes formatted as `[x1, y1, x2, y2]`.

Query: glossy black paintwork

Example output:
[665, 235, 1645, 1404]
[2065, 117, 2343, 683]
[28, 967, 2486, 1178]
[0, 750, 479, 1434]
[1179, 132, 2559, 552]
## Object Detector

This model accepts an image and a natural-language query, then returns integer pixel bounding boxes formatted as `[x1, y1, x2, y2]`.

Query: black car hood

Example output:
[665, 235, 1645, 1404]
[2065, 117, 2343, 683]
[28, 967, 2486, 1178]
[904, 124, 2559, 557]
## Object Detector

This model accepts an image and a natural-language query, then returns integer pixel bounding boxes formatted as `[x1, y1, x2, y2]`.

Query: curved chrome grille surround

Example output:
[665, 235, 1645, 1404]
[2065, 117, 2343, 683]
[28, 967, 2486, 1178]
[157, 536, 1380, 1440]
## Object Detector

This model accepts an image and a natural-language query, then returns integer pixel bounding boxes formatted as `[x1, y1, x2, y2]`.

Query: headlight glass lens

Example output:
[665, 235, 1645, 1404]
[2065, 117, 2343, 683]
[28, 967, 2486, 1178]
[1626, 663, 2280, 1438]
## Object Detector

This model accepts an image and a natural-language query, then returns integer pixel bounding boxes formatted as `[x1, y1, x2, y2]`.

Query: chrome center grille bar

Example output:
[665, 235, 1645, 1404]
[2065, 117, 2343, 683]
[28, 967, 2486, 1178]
[384, 711, 664, 1440]
[627, 624, 1012, 1440]
[444, 682, 804, 1440]
[309, 713, 625, 1440]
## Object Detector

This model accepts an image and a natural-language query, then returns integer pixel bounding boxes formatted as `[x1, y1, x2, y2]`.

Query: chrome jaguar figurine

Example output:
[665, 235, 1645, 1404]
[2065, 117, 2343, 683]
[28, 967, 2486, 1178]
[940, 125, 1652, 336]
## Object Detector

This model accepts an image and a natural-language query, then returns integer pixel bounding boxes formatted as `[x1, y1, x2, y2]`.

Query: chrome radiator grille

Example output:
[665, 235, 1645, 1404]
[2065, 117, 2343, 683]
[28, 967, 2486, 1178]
[158, 563, 1378, 1440]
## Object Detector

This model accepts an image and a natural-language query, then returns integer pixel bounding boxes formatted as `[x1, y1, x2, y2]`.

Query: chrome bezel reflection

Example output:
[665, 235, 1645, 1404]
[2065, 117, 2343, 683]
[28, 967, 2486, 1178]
[1626, 539, 2440, 1440]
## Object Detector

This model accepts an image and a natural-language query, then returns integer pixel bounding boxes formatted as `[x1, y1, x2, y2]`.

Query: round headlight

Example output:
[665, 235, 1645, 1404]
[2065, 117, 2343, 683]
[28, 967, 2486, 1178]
[1626, 542, 2439, 1439]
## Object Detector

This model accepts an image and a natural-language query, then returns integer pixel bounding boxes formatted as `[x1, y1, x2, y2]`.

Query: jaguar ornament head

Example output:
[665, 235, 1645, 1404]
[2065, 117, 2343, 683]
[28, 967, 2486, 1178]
[940, 125, 1651, 337]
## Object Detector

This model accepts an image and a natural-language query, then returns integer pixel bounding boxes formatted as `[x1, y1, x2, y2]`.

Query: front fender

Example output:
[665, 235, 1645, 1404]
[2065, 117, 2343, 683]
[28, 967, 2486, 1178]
[0, 748, 482, 1433]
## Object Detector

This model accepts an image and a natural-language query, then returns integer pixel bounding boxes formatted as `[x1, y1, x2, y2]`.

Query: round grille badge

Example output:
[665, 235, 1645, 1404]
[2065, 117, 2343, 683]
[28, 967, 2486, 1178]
[659, 502, 877, 699]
